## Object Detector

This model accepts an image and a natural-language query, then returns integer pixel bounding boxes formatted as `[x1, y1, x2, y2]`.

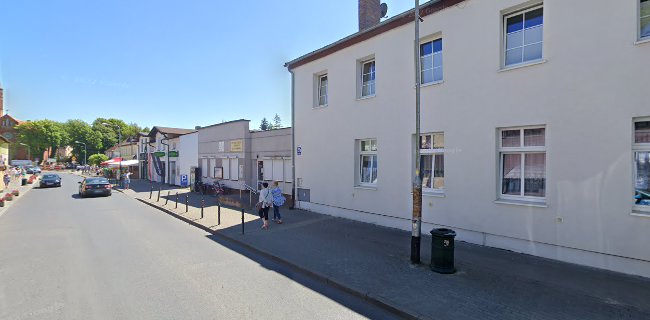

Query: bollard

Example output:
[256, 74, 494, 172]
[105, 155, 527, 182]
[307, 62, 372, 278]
[218, 203, 221, 225]
[241, 209, 245, 234]
[149, 184, 153, 199]
[165, 191, 170, 205]
[157, 186, 161, 202]
[201, 198, 205, 219]
[175, 192, 179, 209]
[185, 195, 189, 213]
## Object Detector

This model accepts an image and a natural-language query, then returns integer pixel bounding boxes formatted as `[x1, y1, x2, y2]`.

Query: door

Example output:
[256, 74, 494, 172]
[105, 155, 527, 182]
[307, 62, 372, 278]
[257, 160, 264, 190]
[170, 161, 176, 185]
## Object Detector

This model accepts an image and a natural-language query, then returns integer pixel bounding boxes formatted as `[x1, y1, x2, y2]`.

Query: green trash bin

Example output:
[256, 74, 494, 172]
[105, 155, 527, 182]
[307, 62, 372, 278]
[430, 228, 456, 274]
[21, 178, 27, 186]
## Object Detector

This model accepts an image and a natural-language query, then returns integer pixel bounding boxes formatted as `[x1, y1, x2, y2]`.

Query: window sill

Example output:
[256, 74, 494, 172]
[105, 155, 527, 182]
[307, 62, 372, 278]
[354, 185, 377, 191]
[635, 38, 650, 46]
[421, 80, 444, 88]
[498, 59, 547, 73]
[423, 191, 445, 198]
[313, 105, 328, 110]
[632, 206, 650, 217]
[356, 95, 376, 101]
[494, 199, 547, 208]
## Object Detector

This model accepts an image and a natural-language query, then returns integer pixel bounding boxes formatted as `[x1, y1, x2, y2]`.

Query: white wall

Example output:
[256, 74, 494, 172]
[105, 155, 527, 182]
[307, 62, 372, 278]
[291, 0, 650, 277]
[178, 132, 198, 186]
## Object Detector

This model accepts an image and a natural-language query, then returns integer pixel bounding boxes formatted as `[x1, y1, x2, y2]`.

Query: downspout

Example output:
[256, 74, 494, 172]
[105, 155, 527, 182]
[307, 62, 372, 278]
[290, 69, 297, 209]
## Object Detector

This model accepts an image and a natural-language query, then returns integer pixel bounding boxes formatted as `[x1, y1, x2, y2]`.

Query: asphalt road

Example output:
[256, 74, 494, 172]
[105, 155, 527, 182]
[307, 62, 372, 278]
[0, 173, 398, 320]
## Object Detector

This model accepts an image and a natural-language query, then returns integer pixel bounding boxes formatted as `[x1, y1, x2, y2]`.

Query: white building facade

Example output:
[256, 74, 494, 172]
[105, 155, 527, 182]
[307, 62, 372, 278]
[177, 132, 198, 187]
[287, 0, 650, 277]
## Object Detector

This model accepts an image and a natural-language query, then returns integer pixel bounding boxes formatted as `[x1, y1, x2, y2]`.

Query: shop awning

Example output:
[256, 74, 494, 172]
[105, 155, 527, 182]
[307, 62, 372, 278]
[100, 158, 123, 166]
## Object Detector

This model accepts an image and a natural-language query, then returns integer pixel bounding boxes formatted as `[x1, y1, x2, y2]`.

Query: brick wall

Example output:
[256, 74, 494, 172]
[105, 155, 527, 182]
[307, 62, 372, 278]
[359, 0, 381, 31]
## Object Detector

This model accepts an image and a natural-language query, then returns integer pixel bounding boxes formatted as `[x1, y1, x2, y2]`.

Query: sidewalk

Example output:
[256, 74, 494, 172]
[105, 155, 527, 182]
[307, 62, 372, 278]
[123, 179, 650, 320]
[0, 175, 39, 218]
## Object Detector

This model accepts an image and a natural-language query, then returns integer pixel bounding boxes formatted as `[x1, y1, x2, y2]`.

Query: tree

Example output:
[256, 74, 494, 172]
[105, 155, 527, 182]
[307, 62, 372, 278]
[260, 118, 270, 131]
[88, 154, 109, 166]
[64, 119, 103, 160]
[15, 120, 68, 160]
[91, 118, 131, 153]
[272, 114, 282, 129]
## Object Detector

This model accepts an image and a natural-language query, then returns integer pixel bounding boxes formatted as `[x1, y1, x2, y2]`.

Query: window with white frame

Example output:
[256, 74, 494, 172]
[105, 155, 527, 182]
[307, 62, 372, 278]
[360, 60, 376, 97]
[641, 0, 650, 39]
[420, 133, 444, 191]
[504, 5, 543, 67]
[420, 39, 443, 84]
[634, 118, 650, 209]
[499, 127, 546, 201]
[318, 74, 328, 106]
[358, 139, 378, 186]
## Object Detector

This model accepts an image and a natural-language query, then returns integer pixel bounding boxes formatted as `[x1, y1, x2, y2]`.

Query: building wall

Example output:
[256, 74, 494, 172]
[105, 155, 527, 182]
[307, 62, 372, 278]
[197, 120, 252, 190]
[292, 0, 650, 277]
[178, 132, 198, 186]
[250, 128, 293, 194]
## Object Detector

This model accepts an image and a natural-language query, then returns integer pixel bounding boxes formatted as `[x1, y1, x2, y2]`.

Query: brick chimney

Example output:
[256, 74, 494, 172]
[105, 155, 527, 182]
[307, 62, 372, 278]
[0, 86, 4, 117]
[359, 0, 382, 31]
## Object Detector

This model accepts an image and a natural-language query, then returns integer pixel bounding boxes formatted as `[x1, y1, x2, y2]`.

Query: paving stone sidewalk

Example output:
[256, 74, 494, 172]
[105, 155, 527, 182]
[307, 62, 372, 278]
[120, 179, 650, 320]
[0, 175, 39, 217]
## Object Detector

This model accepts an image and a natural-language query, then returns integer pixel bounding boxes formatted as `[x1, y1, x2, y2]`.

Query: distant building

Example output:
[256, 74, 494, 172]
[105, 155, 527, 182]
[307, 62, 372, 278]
[0, 86, 28, 160]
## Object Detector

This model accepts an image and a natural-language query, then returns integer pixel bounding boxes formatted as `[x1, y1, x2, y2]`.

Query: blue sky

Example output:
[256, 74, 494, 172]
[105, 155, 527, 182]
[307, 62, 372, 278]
[0, 0, 414, 130]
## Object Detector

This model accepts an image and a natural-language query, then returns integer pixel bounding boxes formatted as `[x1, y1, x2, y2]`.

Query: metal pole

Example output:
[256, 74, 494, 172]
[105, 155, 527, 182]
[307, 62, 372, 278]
[185, 195, 189, 213]
[218, 203, 221, 225]
[149, 183, 153, 199]
[290, 70, 296, 209]
[411, 0, 423, 264]
[241, 209, 245, 234]
[157, 186, 161, 202]
[165, 191, 170, 205]
[201, 198, 204, 219]
[118, 127, 122, 187]
[175, 192, 179, 209]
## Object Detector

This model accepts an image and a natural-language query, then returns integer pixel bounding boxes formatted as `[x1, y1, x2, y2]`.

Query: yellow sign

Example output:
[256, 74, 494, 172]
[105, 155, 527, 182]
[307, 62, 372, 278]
[71, 156, 77, 161]
[230, 140, 243, 152]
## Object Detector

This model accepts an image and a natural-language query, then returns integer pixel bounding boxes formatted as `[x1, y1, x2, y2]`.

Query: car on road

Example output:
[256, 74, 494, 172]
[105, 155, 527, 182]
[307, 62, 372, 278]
[78, 177, 112, 198]
[40, 174, 62, 188]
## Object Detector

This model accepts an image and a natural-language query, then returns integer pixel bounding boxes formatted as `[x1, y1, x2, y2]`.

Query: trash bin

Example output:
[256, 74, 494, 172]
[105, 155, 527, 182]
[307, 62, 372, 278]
[430, 228, 456, 274]
[21, 178, 27, 186]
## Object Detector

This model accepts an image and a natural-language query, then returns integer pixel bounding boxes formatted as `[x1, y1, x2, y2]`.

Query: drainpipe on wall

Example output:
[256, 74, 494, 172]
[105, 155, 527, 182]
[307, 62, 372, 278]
[290, 69, 297, 210]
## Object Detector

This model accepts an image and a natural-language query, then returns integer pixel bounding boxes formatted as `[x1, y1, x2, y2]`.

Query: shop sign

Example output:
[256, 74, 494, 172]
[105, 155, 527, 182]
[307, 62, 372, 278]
[168, 151, 179, 157]
[153, 151, 165, 157]
[230, 140, 243, 152]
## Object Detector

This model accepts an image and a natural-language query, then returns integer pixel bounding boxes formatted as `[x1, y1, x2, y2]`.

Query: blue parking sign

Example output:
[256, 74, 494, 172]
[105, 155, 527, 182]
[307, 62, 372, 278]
[180, 174, 188, 187]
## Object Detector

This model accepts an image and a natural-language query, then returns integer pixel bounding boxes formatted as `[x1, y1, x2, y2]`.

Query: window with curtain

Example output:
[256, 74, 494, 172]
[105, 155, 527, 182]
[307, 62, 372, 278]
[360, 60, 376, 97]
[634, 119, 650, 210]
[419, 133, 444, 191]
[642, 0, 650, 39]
[358, 139, 378, 186]
[499, 127, 546, 200]
[504, 6, 543, 67]
[420, 39, 443, 84]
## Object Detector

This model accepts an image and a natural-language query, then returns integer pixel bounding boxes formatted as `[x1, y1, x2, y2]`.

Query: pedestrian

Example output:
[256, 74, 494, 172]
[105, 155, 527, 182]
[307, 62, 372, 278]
[124, 171, 131, 189]
[13, 167, 20, 182]
[3, 172, 10, 189]
[257, 182, 273, 230]
[271, 181, 286, 224]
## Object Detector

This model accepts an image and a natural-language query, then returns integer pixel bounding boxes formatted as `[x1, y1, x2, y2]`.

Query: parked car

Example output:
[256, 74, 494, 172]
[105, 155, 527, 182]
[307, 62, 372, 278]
[40, 174, 62, 188]
[33, 166, 42, 174]
[78, 177, 112, 198]
[25, 166, 35, 174]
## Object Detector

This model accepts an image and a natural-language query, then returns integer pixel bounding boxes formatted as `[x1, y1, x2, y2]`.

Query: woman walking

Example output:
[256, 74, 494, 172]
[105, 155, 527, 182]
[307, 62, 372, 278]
[257, 182, 273, 230]
[271, 181, 286, 224]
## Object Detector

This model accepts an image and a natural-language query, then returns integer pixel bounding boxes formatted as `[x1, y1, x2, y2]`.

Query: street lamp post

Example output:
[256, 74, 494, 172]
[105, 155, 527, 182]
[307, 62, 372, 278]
[102, 123, 122, 184]
[411, 0, 423, 264]
[19, 143, 31, 163]
[75, 141, 87, 166]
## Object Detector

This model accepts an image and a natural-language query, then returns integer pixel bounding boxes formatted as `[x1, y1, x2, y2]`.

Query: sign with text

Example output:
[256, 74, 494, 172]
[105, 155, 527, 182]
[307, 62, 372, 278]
[168, 151, 179, 157]
[230, 140, 243, 152]
[297, 146, 302, 156]
[153, 151, 165, 157]
[180, 174, 188, 187]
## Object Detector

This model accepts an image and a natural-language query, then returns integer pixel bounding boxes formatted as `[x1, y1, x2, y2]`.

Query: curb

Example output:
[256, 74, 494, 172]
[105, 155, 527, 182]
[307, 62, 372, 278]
[0, 178, 39, 218]
[135, 198, 420, 320]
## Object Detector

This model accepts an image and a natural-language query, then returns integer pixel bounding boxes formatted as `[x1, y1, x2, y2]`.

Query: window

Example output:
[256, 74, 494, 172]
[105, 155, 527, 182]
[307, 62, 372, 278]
[499, 127, 546, 201]
[504, 6, 543, 67]
[642, 0, 650, 39]
[222, 158, 230, 179]
[634, 118, 650, 210]
[420, 39, 443, 84]
[318, 74, 328, 106]
[419, 133, 444, 191]
[230, 158, 239, 181]
[360, 60, 376, 97]
[358, 139, 378, 186]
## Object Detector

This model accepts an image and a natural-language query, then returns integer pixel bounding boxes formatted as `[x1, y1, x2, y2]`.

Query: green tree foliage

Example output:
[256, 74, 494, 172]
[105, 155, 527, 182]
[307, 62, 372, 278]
[15, 120, 68, 160]
[273, 114, 282, 129]
[260, 118, 270, 131]
[87, 153, 109, 166]
[64, 119, 103, 160]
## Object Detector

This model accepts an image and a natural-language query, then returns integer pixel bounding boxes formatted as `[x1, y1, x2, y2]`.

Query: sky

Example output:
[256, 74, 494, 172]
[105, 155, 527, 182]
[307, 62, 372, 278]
[0, 0, 414, 131]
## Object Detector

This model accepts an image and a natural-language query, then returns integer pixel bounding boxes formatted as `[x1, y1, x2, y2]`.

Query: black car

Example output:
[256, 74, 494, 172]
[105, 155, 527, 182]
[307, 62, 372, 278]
[78, 177, 112, 198]
[40, 174, 62, 188]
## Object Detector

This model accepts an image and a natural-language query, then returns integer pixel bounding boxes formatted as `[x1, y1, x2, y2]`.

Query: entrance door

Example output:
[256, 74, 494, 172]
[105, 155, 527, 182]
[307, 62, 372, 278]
[257, 160, 264, 190]
[170, 161, 176, 185]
